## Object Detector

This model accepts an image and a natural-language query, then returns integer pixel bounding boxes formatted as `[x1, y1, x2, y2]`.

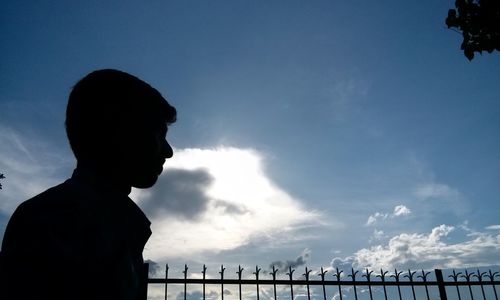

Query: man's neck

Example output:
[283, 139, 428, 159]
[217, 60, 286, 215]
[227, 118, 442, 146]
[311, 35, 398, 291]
[72, 163, 132, 196]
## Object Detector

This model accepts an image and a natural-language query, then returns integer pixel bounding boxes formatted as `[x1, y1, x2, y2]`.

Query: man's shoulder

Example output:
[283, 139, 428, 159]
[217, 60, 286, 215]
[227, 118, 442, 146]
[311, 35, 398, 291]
[16, 180, 79, 216]
[2, 180, 82, 249]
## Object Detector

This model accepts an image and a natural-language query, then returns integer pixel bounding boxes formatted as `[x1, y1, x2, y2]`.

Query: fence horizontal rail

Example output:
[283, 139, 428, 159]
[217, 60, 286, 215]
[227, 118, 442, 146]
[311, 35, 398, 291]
[148, 278, 500, 286]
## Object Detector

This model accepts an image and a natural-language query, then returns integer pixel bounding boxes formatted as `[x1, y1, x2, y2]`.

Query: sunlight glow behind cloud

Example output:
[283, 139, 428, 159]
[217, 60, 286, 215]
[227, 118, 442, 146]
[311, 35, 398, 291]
[132, 147, 320, 260]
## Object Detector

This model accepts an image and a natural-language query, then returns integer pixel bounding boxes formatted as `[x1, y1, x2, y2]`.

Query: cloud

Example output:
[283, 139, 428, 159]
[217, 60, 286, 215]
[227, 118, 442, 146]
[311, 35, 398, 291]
[485, 225, 500, 230]
[365, 205, 411, 226]
[393, 205, 411, 217]
[414, 183, 459, 200]
[144, 259, 162, 277]
[368, 229, 385, 243]
[331, 224, 500, 271]
[133, 147, 321, 260]
[140, 168, 214, 219]
[269, 248, 311, 272]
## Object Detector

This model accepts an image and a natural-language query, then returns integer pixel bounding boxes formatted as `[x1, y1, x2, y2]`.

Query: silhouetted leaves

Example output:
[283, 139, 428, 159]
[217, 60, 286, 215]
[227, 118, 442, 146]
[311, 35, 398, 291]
[0, 173, 4, 190]
[446, 0, 500, 60]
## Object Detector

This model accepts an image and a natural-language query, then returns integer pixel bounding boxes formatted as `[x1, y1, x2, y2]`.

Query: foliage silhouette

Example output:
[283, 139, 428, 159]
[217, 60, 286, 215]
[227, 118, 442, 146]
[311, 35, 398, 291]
[446, 0, 500, 60]
[0, 173, 4, 189]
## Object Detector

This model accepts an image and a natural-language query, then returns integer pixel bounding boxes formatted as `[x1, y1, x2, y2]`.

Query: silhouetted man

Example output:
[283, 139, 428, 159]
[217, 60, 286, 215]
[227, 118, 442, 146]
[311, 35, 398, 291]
[0, 69, 176, 300]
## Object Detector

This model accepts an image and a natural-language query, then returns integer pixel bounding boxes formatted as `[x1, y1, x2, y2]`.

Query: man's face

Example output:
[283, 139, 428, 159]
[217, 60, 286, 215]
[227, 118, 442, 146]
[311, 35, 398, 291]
[120, 121, 173, 189]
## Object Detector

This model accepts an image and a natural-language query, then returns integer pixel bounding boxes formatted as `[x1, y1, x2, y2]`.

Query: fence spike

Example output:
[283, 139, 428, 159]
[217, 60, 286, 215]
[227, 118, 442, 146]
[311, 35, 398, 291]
[391, 269, 404, 300]
[303, 267, 312, 300]
[202, 265, 207, 300]
[363, 268, 374, 300]
[404, 270, 417, 300]
[286, 266, 295, 300]
[418, 270, 431, 300]
[487, 270, 499, 300]
[270, 266, 278, 300]
[319, 267, 328, 300]
[376, 269, 389, 300]
[253, 266, 261, 300]
[449, 270, 463, 300]
[333, 268, 343, 280]
[474, 269, 487, 300]
[183, 265, 188, 300]
[220, 265, 226, 300]
[462, 270, 474, 300]
[348, 269, 359, 300]
[164, 264, 169, 300]
[333, 268, 344, 300]
[237, 265, 243, 300]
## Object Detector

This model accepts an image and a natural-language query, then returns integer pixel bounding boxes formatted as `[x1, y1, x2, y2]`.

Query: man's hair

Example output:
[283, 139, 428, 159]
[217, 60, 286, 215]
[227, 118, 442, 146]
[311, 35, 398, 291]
[66, 69, 176, 161]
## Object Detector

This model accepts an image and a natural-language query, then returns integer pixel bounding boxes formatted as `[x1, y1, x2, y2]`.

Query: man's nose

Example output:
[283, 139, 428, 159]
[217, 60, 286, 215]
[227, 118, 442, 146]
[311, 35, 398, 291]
[163, 140, 173, 159]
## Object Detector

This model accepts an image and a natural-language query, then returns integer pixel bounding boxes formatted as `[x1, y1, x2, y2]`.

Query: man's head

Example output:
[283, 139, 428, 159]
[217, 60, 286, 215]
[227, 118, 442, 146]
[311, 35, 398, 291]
[66, 69, 176, 188]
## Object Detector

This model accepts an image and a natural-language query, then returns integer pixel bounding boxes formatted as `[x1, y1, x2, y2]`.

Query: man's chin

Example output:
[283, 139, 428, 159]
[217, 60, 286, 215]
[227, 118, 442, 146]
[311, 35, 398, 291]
[131, 175, 159, 189]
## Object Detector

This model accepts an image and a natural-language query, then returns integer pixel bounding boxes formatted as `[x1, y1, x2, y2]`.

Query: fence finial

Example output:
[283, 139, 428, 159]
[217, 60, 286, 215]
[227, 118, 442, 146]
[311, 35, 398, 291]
[237, 265, 244, 280]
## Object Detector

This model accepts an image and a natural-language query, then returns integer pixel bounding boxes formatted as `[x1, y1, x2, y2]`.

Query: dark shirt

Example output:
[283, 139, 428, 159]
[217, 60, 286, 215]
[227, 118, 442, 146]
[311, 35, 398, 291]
[0, 168, 151, 300]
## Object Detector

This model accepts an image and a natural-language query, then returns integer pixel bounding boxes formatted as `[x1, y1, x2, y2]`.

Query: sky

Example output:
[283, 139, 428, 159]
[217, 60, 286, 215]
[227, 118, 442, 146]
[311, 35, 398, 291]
[1, 0, 500, 294]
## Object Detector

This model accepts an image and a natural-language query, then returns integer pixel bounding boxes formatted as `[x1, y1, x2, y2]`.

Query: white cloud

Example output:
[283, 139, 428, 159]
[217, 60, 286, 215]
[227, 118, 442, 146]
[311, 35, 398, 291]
[133, 147, 321, 260]
[332, 224, 500, 271]
[485, 225, 500, 230]
[366, 212, 388, 226]
[365, 205, 411, 226]
[393, 205, 411, 217]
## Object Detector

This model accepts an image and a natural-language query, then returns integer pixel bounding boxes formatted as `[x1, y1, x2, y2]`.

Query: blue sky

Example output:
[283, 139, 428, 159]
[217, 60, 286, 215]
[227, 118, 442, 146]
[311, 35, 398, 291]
[1, 0, 500, 288]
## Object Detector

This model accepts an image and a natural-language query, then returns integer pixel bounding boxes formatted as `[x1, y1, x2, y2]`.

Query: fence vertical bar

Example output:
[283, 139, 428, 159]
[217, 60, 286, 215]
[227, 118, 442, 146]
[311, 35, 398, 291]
[303, 267, 312, 300]
[287, 267, 295, 300]
[183, 265, 188, 300]
[462, 270, 475, 300]
[165, 264, 169, 300]
[435, 269, 448, 300]
[348, 269, 359, 300]
[449, 270, 462, 300]
[254, 266, 261, 300]
[391, 269, 403, 300]
[140, 263, 149, 300]
[418, 270, 431, 300]
[334, 268, 343, 300]
[202, 265, 207, 300]
[376, 269, 388, 300]
[319, 267, 328, 300]
[487, 270, 499, 300]
[363, 269, 374, 300]
[237, 265, 244, 300]
[404, 270, 417, 300]
[474, 270, 487, 300]
[220, 265, 226, 300]
[270, 266, 278, 300]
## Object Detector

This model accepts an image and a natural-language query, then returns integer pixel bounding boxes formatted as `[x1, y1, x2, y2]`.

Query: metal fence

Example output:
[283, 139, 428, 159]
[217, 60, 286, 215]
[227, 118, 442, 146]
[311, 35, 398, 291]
[142, 264, 500, 300]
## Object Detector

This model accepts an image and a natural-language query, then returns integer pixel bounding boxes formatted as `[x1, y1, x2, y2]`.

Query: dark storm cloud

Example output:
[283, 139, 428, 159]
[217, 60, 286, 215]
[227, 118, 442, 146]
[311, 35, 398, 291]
[144, 259, 162, 277]
[269, 249, 311, 273]
[141, 168, 214, 219]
